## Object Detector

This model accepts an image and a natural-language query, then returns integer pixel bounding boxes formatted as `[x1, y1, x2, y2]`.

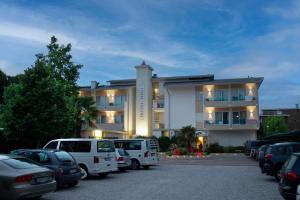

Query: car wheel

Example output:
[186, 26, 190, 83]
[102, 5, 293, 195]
[142, 165, 150, 169]
[130, 159, 140, 170]
[79, 166, 88, 180]
[275, 170, 281, 181]
[68, 181, 79, 187]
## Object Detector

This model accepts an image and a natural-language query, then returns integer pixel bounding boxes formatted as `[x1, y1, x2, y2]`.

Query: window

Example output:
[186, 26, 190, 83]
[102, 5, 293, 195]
[115, 95, 126, 106]
[60, 141, 91, 152]
[97, 115, 107, 124]
[232, 111, 246, 124]
[215, 112, 229, 124]
[114, 114, 124, 124]
[214, 90, 228, 101]
[44, 141, 58, 149]
[232, 88, 246, 101]
[114, 141, 142, 150]
[97, 96, 108, 106]
[31, 152, 51, 164]
[97, 141, 115, 152]
[54, 151, 75, 162]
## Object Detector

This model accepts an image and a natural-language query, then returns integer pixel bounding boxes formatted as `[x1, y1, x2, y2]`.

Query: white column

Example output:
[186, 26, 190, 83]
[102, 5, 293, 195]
[135, 61, 153, 137]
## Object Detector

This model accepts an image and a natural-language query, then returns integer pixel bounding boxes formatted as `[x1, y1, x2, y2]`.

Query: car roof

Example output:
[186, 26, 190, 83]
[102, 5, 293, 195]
[293, 153, 300, 156]
[270, 142, 300, 146]
[49, 138, 112, 142]
[15, 149, 63, 153]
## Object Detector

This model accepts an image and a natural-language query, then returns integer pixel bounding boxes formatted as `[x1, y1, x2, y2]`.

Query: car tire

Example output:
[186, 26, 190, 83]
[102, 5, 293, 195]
[142, 165, 150, 169]
[68, 181, 79, 187]
[130, 159, 140, 170]
[79, 165, 89, 180]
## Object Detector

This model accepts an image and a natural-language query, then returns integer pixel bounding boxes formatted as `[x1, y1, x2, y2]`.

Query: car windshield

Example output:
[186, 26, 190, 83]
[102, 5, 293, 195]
[284, 155, 298, 170]
[54, 151, 75, 162]
[2, 157, 40, 169]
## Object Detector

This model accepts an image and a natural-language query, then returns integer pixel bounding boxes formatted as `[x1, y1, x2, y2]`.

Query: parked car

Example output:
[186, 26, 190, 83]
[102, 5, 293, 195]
[114, 139, 159, 170]
[258, 144, 270, 169]
[115, 148, 131, 171]
[279, 153, 300, 200]
[263, 142, 300, 180]
[43, 138, 118, 179]
[245, 140, 259, 156]
[11, 149, 82, 188]
[0, 154, 56, 200]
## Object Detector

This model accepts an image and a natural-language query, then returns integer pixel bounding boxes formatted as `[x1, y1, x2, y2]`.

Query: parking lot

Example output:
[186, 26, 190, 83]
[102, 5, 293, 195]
[43, 154, 282, 200]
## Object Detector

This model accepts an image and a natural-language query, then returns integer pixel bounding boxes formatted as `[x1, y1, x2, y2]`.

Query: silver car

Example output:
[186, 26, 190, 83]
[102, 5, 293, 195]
[0, 154, 56, 200]
[115, 148, 131, 171]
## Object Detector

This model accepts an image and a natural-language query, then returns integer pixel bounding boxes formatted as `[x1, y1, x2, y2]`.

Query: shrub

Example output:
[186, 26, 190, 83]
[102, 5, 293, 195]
[206, 143, 224, 153]
[158, 136, 171, 152]
[178, 148, 188, 155]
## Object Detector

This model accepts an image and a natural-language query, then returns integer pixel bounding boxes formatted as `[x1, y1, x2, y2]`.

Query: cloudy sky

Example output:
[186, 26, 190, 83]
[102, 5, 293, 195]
[0, 0, 299, 109]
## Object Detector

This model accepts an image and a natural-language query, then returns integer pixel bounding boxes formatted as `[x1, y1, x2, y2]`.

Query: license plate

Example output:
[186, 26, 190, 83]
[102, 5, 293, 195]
[70, 169, 77, 174]
[36, 177, 49, 183]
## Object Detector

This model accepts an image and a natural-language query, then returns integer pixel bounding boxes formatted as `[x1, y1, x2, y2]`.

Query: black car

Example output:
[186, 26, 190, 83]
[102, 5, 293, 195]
[279, 153, 300, 200]
[11, 149, 82, 188]
[263, 143, 300, 180]
[258, 144, 269, 169]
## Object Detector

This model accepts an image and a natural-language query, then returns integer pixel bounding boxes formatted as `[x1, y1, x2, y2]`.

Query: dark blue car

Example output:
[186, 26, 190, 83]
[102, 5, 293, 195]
[11, 149, 82, 188]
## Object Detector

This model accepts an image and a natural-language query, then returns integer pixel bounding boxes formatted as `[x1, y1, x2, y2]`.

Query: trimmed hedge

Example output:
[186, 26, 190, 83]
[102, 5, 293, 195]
[206, 143, 244, 153]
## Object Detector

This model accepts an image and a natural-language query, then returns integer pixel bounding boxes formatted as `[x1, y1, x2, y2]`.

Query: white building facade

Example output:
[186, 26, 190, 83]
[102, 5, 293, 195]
[80, 62, 263, 147]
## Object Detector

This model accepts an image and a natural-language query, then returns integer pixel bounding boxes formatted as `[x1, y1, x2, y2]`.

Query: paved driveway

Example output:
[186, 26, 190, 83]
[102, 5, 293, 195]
[43, 155, 282, 200]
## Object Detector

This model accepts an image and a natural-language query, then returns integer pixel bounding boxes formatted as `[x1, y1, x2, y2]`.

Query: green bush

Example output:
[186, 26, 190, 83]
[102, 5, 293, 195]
[178, 148, 188, 155]
[165, 151, 173, 156]
[206, 143, 224, 153]
[158, 136, 171, 152]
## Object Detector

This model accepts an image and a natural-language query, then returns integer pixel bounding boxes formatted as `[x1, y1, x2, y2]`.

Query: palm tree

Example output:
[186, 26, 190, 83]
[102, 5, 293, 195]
[178, 125, 196, 153]
[73, 96, 97, 137]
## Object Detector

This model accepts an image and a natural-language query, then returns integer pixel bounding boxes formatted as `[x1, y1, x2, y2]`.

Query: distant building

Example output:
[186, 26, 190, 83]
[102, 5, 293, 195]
[80, 62, 264, 147]
[260, 108, 300, 132]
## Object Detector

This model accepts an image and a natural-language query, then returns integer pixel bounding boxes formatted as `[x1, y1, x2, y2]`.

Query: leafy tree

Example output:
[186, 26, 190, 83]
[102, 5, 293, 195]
[263, 116, 288, 136]
[177, 125, 197, 152]
[158, 136, 171, 152]
[0, 36, 84, 147]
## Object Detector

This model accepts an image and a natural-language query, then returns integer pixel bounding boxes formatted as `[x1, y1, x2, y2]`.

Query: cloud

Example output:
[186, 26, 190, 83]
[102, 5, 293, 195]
[264, 0, 300, 19]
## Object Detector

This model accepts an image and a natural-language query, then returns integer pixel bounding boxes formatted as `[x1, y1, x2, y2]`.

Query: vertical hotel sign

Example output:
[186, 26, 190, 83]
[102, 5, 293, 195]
[138, 82, 145, 120]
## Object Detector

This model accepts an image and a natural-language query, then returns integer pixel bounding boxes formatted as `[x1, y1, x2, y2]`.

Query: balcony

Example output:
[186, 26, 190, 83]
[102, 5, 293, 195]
[153, 99, 164, 111]
[204, 119, 258, 130]
[96, 123, 124, 131]
[204, 96, 257, 107]
[96, 103, 124, 111]
[154, 123, 165, 130]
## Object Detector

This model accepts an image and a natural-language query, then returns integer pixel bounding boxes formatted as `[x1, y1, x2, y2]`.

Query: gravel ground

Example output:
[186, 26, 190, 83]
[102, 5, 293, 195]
[43, 156, 282, 200]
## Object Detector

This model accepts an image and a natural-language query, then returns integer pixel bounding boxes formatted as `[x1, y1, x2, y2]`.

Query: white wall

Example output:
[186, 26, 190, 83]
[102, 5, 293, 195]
[209, 130, 257, 146]
[165, 85, 196, 129]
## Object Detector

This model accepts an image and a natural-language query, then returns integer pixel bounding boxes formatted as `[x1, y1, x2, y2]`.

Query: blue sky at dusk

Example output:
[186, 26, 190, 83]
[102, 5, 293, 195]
[0, 0, 299, 109]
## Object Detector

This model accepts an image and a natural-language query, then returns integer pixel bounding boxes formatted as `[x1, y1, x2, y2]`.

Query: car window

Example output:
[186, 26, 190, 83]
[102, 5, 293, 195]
[274, 146, 292, 155]
[60, 141, 91, 152]
[128, 141, 142, 150]
[285, 155, 298, 170]
[54, 151, 75, 162]
[44, 141, 58, 149]
[97, 141, 115, 152]
[31, 152, 51, 164]
[2, 158, 40, 169]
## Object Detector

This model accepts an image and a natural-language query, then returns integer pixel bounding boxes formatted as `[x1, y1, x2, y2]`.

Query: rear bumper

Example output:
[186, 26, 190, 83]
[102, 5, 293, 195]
[279, 185, 296, 200]
[4, 180, 56, 200]
[57, 172, 82, 185]
[117, 162, 130, 168]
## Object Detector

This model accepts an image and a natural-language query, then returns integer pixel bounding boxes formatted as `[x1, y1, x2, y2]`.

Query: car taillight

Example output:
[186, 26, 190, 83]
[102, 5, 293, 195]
[117, 156, 124, 161]
[15, 174, 33, 183]
[94, 156, 99, 163]
[144, 151, 149, 158]
[265, 154, 272, 160]
[286, 171, 297, 182]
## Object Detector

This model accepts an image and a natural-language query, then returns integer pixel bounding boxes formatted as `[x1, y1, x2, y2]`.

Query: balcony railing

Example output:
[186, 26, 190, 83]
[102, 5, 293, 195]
[204, 119, 258, 130]
[96, 103, 124, 110]
[154, 123, 165, 129]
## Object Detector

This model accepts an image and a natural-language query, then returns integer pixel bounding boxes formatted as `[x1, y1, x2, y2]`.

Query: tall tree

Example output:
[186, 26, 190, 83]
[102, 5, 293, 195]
[0, 36, 84, 147]
[263, 116, 288, 136]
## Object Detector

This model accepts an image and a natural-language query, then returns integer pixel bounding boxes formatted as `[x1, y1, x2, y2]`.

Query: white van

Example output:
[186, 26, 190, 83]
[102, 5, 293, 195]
[113, 139, 159, 170]
[43, 138, 118, 179]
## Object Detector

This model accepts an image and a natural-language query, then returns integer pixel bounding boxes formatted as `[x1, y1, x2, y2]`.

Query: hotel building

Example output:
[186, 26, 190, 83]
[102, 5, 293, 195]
[80, 62, 263, 147]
